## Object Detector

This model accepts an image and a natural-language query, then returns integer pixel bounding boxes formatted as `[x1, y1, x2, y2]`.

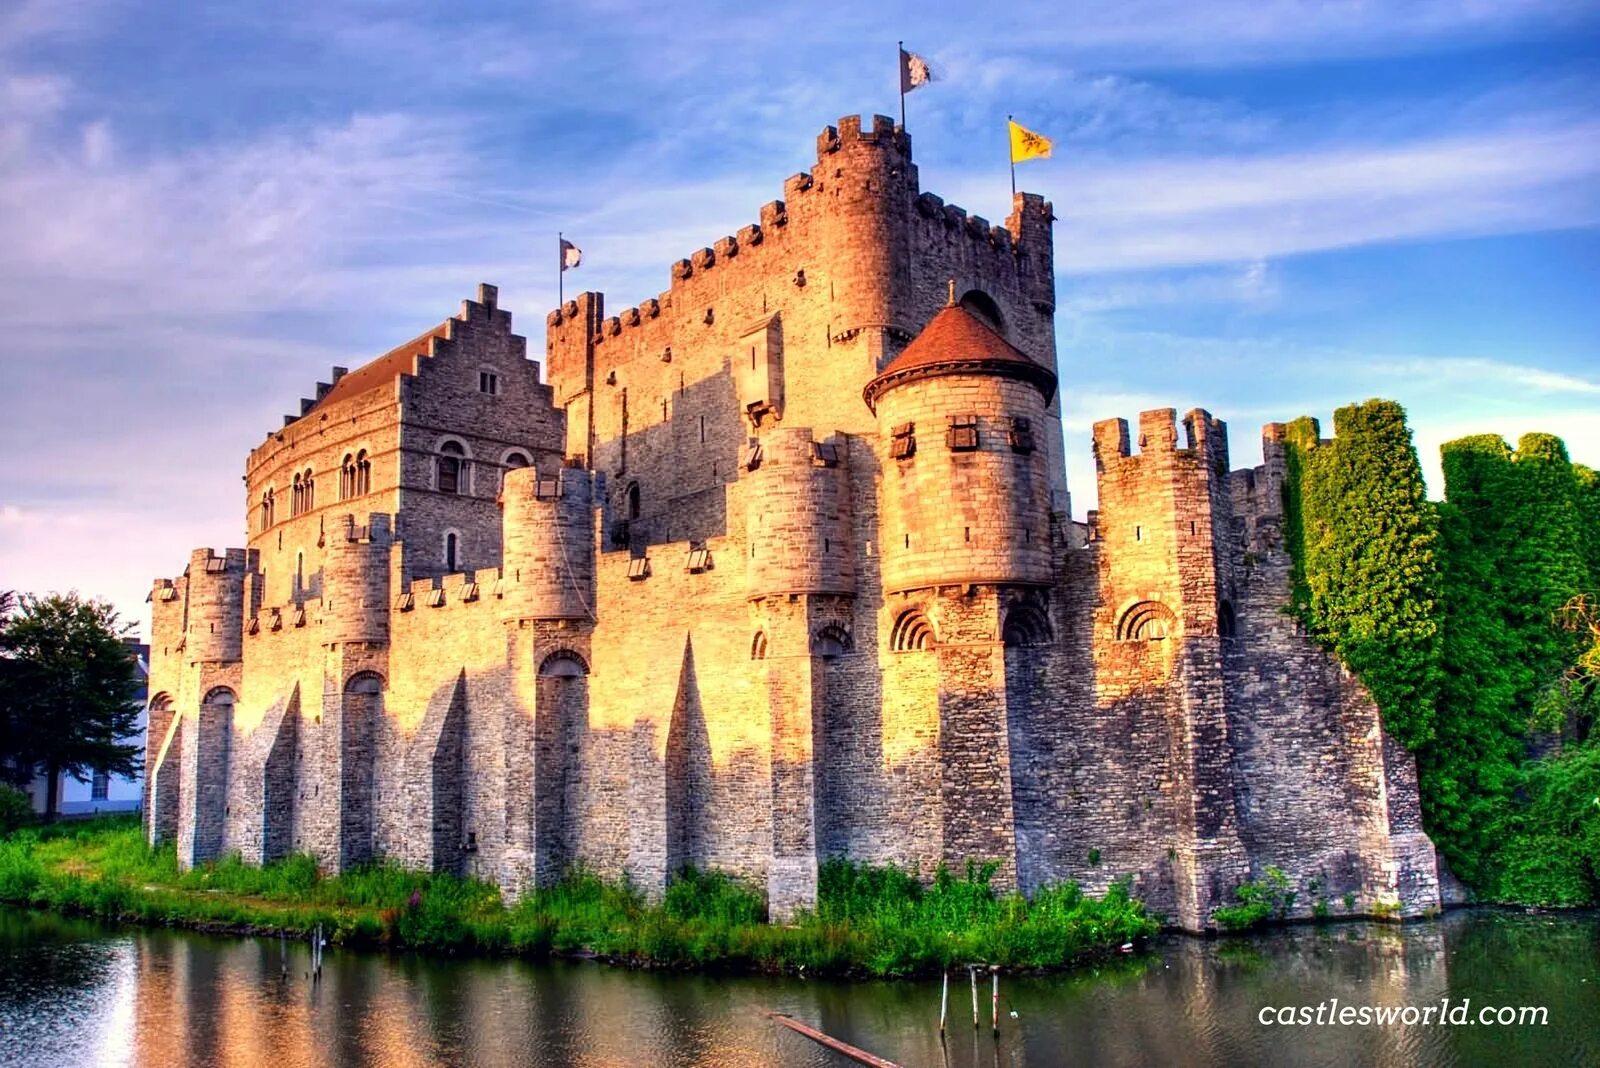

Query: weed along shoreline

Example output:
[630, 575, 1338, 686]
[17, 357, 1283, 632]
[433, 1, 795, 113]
[0, 817, 1160, 978]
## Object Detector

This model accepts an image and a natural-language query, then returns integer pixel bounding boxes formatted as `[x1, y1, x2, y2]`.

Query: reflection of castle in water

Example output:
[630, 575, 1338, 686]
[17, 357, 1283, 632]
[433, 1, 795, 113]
[143, 114, 1438, 929]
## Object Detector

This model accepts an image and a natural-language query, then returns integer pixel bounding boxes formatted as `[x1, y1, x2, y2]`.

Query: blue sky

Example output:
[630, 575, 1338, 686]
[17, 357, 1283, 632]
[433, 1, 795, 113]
[1, 0, 1597, 634]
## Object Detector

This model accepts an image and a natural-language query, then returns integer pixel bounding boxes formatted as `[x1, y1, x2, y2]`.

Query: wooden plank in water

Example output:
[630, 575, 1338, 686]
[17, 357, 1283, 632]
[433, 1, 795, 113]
[759, 1010, 904, 1068]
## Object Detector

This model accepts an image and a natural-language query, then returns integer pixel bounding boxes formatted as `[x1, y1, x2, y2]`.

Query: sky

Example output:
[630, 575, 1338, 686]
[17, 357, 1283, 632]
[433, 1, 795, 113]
[1, 0, 1597, 637]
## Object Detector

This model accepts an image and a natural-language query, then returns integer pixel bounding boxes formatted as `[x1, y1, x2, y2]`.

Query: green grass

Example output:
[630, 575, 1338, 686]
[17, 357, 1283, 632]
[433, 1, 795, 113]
[0, 817, 1157, 977]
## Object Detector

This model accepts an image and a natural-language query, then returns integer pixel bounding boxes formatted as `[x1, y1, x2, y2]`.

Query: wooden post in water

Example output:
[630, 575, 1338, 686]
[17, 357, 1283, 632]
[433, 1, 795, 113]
[970, 967, 979, 1029]
[939, 972, 949, 1036]
[991, 971, 999, 1035]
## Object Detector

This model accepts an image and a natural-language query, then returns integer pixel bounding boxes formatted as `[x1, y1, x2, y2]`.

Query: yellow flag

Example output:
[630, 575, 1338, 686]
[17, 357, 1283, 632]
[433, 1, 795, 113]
[1009, 119, 1053, 164]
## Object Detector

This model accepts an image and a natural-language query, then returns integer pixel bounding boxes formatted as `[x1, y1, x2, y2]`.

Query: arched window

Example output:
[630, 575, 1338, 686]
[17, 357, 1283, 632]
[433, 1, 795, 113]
[1118, 600, 1177, 642]
[202, 687, 236, 711]
[751, 631, 768, 660]
[626, 481, 641, 520]
[344, 672, 385, 695]
[1002, 605, 1052, 647]
[355, 450, 371, 495]
[813, 624, 852, 659]
[264, 488, 275, 528]
[959, 289, 1006, 335]
[438, 441, 467, 494]
[445, 531, 459, 573]
[302, 469, 315, 511]
[259, 488, 275, 532]
[291, 472, 303, 517]
[340, 454, 355, 500]
[890, 609, 935, 652]
[502, 451, 530, 490]
[538, 650, 589, 677]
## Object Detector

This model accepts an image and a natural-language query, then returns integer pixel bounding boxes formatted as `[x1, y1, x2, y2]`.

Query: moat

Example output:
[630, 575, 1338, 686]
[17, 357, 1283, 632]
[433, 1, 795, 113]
[4, 908, 1595, 1067]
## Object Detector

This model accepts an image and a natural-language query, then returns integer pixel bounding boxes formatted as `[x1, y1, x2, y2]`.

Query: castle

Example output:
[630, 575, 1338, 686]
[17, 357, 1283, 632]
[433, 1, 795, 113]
[143, 114, 1440, 929]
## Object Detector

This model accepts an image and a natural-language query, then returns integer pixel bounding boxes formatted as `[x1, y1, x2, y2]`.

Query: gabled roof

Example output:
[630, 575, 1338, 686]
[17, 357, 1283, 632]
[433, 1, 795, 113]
[863, 301, 1057, 412]
[313, 322, 452, 412]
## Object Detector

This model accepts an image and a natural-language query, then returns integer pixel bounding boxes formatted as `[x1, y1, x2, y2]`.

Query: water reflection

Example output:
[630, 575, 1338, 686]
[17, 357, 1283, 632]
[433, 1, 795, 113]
[3, 909, 1596, 1067]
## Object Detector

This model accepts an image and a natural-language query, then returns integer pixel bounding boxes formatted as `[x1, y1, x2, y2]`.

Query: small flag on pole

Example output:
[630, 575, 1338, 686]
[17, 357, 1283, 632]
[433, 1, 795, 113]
[1008, 119, 1053, 164]
[898, 42, 935, 126]
[560, 238, 583, 271]
[899, 47, 934, 94]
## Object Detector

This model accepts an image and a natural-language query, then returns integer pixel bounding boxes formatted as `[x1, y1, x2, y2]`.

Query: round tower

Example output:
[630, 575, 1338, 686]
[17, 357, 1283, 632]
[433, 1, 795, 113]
[183, 547, 252, 663]
[815, 115, 915, 372]
[500, 466, 595, 622]
[744, 426, 855, 599]
[323, 514, 393, 645]
[865, 298, 1057, 595]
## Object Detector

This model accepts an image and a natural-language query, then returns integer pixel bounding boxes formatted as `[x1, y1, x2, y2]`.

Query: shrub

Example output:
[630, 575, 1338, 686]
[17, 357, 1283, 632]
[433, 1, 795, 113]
[0, 785, 33, 834]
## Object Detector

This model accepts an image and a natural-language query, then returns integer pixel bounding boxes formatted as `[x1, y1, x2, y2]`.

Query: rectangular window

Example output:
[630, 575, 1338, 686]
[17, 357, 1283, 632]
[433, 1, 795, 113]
[91, 771, 109, 801]
[947, 414, 979, 451]
[811, 442, 840, 467]
[1008, 416, 1035, 454]
[479, 371, 499, 395]
[891, 422, 916, 460]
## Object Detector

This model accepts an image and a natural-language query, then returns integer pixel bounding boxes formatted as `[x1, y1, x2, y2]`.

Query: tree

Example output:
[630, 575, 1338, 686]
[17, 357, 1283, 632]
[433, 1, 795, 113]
[0, 593, 142, 820]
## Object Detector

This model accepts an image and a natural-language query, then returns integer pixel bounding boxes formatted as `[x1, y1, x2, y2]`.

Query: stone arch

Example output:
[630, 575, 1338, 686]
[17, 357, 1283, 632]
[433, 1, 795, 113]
[344, 671, 385, 694]
[812, 624, 853, 658]
[202, 686, 236, 708]
[889, 608, 935, 652]
[626, 480, 642, 521]
[959, 289, 1006, 336]
[1002, 604, 1052, 647]
[538, 649, 590, 677]
[1118, 600, 1178, 641]
[750, 631, 768, 660]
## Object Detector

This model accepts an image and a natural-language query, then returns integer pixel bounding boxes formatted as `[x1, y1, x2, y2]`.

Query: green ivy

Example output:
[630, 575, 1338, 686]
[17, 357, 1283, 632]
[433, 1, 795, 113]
[1280, 406, 1598, 905]
[1282, 400, 1442, 750]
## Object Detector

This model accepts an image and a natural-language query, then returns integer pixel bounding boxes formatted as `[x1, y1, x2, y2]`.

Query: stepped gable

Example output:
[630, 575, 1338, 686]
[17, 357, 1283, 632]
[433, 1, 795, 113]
[313, 322, 452, 411]
[862, 299, 1058, 412]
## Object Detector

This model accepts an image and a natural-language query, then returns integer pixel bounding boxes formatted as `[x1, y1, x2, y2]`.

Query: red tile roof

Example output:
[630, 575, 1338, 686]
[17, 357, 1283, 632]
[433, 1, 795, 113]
[313, 322, 452, 412]
[863, 303, 1057, 412]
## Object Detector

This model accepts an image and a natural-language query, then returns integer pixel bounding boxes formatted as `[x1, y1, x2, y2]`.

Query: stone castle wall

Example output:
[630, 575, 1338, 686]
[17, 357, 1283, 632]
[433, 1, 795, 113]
[143, 115, 1440, 931]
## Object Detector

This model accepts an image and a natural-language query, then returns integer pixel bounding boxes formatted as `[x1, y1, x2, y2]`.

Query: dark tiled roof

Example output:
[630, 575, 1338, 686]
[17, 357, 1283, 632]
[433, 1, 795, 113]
[314, 322, 451, 411]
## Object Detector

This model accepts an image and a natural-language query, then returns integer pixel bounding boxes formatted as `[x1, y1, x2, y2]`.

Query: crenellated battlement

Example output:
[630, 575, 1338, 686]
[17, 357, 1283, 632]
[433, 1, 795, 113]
[1093, 408, 1229, 472]
[542, 116, 1049, 373]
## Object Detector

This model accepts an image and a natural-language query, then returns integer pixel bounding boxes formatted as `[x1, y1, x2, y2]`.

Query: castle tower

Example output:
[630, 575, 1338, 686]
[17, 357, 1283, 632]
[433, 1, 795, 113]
[1090, 408, 1249, 929]
[499, 465, 596, 889]
[323, 514, 394, 645]
[164, 548, 256, 869]
[863, 298, 1059, 888]
[500, 466, 596, 623]
[741, 425, 857, 917]
[865, 297, 1057, 595]
[815, 115, 916, 375]
[744, 426, 855, 599]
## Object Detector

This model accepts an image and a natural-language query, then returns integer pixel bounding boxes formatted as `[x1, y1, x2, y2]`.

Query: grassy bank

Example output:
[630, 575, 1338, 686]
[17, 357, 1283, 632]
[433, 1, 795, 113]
[0, 817, 1156, 977]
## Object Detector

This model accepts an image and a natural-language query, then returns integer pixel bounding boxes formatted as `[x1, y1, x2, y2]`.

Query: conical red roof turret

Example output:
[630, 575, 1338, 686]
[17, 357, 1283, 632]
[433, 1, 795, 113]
[863, 295, 1057, 413]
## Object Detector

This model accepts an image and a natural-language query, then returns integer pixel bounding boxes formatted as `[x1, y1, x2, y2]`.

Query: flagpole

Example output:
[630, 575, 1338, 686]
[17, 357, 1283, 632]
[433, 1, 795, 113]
[1007, 115, 1016, 198]
[898, 41, 906, 128]
[558, 231, 564, 306]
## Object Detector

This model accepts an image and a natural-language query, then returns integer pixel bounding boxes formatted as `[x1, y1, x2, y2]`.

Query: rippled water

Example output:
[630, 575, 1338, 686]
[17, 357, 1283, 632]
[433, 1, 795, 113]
[2, 908, 1596, 1067]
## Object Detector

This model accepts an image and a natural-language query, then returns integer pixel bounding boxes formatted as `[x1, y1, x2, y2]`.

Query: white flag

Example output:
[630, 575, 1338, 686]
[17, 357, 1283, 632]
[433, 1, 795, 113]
[900, 48, 934, 94]
[560, 238, 582, 271]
